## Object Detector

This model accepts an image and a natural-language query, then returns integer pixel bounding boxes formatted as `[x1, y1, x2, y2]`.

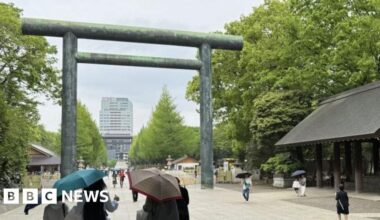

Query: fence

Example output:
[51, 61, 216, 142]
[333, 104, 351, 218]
[22, 172, 60, 188]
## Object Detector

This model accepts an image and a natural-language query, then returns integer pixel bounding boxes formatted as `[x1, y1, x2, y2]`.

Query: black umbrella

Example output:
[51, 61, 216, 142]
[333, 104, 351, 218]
[236, 172, 252, 178]
[291, 170, 306, 177]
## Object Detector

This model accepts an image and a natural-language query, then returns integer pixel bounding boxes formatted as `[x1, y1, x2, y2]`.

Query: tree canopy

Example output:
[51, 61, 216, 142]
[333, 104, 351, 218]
[130, 87, 199, 164]
[0, 2, 60, 188]
[186, 0, 380, 168]
[77, 102, 107, 167]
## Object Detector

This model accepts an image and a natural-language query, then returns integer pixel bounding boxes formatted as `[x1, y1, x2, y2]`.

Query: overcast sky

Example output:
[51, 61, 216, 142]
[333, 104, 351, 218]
[4, 0, 263, 134]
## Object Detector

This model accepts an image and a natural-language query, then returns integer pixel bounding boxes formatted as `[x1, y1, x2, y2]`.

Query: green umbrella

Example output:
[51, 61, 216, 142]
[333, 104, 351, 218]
[54, 169, 106, 195]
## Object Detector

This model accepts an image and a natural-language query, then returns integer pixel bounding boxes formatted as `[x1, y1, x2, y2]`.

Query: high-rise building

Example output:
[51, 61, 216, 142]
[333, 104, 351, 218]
[100, 97, 133, 136]
[99, 97, 133, 161]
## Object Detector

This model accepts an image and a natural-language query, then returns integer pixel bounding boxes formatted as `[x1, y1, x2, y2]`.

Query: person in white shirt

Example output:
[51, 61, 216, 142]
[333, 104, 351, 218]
[242, 176, 252, 201]
[292, 178, 301, 197]
[299, 175, 307, 197]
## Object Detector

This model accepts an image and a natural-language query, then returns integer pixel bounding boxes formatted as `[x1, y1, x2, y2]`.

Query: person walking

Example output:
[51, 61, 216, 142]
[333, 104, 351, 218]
[194, 169, 197, 184]
[112, 171, 118, 188]
[142, 197, 179, 220]
[336, 184, 349, 220]
[176, 177, 189, 220]
[292, 178, 301, 197]
[132, 190, 139, 202]
[43, 196, 68, 220]
[119, 170, 125, 188]
[299, 175, 307, 197]
[242, 175, 252, 201]
[82, 179, 119, 220]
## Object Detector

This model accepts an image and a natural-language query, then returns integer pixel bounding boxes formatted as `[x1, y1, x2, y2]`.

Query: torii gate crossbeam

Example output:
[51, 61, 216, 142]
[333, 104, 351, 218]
[22, 18, 243, 189]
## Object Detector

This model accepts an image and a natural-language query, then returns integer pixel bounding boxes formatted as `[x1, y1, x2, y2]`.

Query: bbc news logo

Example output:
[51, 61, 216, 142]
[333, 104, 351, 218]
[3, 188, 110, 204]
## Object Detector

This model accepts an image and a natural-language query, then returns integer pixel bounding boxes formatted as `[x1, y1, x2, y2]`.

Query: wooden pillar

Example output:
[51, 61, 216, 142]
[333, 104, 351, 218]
[333, 142, 341, 189]
[344, 142, 352, 181]
[315, 144, 323, 188]
[354, 141, 363, 193]
[372, 139, 379, 175]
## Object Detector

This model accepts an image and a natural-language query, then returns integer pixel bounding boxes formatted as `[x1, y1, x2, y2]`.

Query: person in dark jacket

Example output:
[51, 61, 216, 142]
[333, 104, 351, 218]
[176, 177, 189, 220]
[143, 198, 179, 220]
[82, 179, 119, 220]
[336, 184, 349, 220]
[132, 190, 139, 202]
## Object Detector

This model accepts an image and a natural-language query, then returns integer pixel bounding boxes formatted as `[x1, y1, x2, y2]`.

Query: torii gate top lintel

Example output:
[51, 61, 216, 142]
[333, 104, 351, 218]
[22, 18, 243, 50]
[21, 17, 243, 189]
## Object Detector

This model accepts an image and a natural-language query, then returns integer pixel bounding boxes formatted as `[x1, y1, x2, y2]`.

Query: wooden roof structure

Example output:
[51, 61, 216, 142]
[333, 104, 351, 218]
[276, 81, 380, 147]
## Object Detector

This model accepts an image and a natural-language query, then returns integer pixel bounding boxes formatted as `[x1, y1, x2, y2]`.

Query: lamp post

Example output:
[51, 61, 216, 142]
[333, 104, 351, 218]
[77, 156, 85, 170]
[166, 155, 173, 170]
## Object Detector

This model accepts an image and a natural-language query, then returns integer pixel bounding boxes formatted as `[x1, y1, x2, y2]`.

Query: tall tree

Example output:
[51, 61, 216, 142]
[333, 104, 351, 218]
[0, 3, 60, 121]
[0, 3, 60, 187]
[0, 91, 31, 188]
[186, 0, 380, 168]
[130, 87, 199, 163]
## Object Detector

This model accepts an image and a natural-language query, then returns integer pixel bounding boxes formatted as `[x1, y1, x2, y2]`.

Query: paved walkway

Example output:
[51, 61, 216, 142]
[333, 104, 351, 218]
[1, 178, 380, 220]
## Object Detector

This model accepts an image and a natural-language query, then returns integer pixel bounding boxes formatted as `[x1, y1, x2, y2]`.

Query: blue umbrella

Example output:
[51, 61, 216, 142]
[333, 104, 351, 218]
[53, 169, 106, 195]
[291, 170, 306, 177]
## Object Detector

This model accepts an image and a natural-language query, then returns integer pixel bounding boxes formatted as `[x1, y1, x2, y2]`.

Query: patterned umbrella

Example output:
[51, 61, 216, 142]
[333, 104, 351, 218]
[127, 168, 181, 202]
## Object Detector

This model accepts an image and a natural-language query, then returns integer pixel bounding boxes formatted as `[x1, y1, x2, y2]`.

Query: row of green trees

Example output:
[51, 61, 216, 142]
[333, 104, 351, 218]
[0, 3, 107, 188]
[186, 0, 380, 170]
[129, 87, 199, 164]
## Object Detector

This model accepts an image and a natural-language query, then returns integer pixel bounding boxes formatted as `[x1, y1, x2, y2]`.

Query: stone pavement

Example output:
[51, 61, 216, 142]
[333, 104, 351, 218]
[1, 177, 380, 220]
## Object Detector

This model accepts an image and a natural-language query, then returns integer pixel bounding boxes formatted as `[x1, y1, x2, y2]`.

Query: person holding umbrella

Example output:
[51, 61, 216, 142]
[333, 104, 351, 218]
[128, 168, 181, 220]
[53, 169, 119, 220]
[292, 177, 301, 197]
[82, 179, 119, 220]
[142, 197, 179, 220]
[291, 170, 306, 197]
[236, 172, 252, 201]
[242, 175, 252, 201]
[175, 177, 189, 220]
[43, 195, 69, 220]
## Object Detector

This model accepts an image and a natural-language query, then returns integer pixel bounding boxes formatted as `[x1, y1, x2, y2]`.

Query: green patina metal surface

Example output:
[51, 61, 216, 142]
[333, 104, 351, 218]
[22, 18, 243, 50]
[199, 43, 214, 189]
[76, 52, 202, 70]
[21, 17, 244, 188]
[61, 32, 77, 177]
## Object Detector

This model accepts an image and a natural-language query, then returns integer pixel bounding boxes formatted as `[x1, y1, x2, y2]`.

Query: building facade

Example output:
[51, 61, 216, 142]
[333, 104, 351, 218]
[99, 97, 133, 160]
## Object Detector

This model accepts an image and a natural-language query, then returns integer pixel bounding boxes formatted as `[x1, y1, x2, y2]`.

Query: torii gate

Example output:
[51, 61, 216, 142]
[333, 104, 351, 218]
[22, 18, 243, 189]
